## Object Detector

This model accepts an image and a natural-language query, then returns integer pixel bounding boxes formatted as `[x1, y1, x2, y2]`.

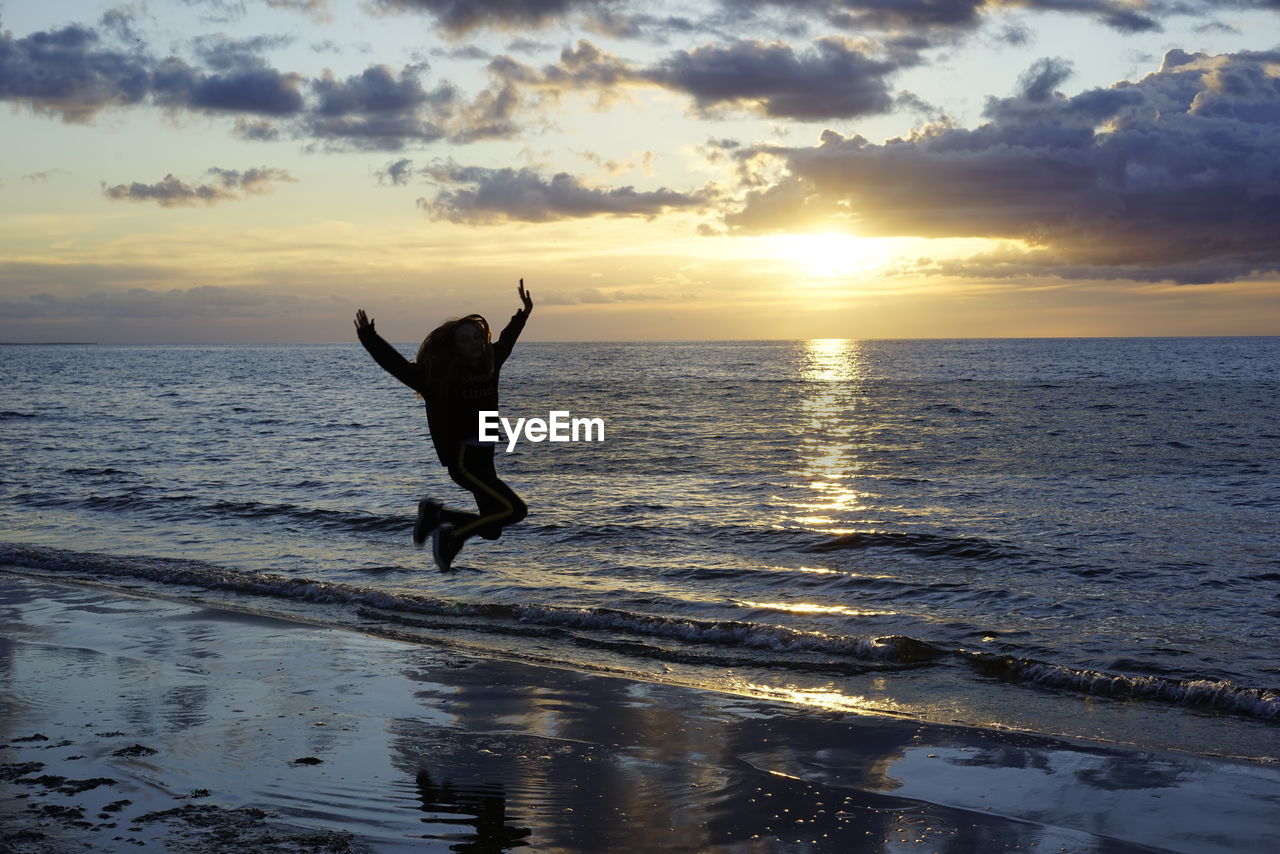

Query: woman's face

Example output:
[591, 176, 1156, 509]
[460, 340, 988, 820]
[453, 322, 485, 361]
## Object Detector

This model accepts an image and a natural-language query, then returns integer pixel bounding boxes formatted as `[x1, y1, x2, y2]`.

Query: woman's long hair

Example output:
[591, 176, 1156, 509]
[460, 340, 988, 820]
[412, 314, 493, 396]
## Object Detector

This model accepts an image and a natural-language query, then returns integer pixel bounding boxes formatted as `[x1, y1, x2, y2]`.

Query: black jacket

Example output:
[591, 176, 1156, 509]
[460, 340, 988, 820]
[358, 311, 527, 466]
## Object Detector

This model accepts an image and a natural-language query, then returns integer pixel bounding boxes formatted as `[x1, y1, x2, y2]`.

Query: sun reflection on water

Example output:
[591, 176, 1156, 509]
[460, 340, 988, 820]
[734, 683, 901, 716]
[793, 566, 897, 582]
[787, 339, 875, 532]
[735, 599, 890, 618]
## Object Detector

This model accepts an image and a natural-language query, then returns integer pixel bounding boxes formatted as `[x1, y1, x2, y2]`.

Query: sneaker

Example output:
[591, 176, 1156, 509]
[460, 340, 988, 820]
[413, 498, 442, 546]
[431, 523, 464, 571]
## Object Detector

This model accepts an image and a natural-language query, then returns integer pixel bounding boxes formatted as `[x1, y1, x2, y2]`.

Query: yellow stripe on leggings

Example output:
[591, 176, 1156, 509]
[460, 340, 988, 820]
[453, 445, 514, 539]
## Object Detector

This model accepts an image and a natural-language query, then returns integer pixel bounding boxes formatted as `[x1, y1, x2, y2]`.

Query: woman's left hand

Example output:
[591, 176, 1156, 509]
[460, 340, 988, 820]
[518, 279, 533, 316]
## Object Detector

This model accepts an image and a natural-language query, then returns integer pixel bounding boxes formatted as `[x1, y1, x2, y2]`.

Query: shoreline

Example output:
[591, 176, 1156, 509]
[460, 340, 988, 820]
[3, 572, 1278, 852]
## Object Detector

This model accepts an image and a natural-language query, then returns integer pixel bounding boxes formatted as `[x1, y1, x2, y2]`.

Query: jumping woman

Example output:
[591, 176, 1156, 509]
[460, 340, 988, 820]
[354, 281, 533, 570]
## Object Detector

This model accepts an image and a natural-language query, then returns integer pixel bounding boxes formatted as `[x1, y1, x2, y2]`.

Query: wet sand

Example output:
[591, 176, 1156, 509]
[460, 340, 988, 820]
[2, 571, 1277, 853]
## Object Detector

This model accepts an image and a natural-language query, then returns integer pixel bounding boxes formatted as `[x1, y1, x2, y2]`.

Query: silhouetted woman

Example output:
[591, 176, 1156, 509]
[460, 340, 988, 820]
[355, 281, 532, 570]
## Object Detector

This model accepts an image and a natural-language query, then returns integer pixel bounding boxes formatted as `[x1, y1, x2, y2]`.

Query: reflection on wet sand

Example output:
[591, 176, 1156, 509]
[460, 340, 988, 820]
[415, 767, 530, 852]
[5, 574, 1277, 854]
[389, 659, 1211, 852]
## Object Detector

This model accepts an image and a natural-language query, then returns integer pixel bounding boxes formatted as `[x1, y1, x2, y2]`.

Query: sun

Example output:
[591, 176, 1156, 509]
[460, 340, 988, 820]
[758, 232, 896, 280]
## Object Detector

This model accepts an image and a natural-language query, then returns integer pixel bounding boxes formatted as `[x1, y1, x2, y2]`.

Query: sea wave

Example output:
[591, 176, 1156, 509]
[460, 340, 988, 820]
[0, 543, 944, 671]
[3, 542, 1276, 721]
[810, 530, 1020, 562]
[966, 652, 1280, 720]
[10, 489, 405, 534]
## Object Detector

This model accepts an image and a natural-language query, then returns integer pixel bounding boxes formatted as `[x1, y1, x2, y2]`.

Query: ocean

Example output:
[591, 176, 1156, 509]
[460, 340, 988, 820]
[2, 338, 1277, 762]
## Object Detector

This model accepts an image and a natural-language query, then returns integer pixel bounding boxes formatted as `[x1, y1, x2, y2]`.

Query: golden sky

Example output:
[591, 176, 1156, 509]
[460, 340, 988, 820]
[3, 1, 1279, 341]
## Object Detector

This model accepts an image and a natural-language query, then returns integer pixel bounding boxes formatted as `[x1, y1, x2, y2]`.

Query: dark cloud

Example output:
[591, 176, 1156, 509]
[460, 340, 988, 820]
[8, 4, 1278, 155]
[99, 8, 147, 44]
[417, 163, 719, 223]
[505, 37, 557, 54]
[646, 37, 908, 119]
[582, 9, 715, 43]
[895, 90, 944, 119]
[486, 36, 915, 121]
[307, 64, 455, 148]
[529, 39, 637, 90]
[772, 0, 987, 31]
[0, 22, 305, 120]
[0, 19, 508, 147]
[902, 246, 1278, 286]
[190, 34, 294, 71]
[725, 50, 1280, 284]
[205, 166, 297, 192]
[372, 0, 1277, 39]
[378, 157, 417, 185]
[431, 44, 492, 61]
[0, 24, 153, 121]
[310, 39, 347, 54]
[232, 117, 283, 141]
[159, 34, 306, 116]
[153, 61, 307, 115]
[103, 167, 295, 206]
[1099, 8, 1160, 33]
[1193, 21, 1242, 35]
[371, 0, 604, 35]
[993, 22, 1034, 46]
[725, 1, 1255, 35]
[1015, 56, 1073, 103]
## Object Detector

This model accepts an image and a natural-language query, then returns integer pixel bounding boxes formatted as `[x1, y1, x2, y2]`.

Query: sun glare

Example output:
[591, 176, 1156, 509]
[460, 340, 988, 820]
[761, 232, 895, 281]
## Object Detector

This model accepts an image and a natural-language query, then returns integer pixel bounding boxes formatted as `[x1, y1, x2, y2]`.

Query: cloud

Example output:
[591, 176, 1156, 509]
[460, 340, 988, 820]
[370, 0, 1271, 38]
[370, 0, 606, 35]
[266, 0, 332, 21]
[0, 24, 154, 121]
[21, 168, 72, 182]
[417, 162, 719, 223]
[0, 285, 301, 320]
[484, 36, 916, 121]
[177, 0, 249, 24]
[306, 64, 457, 147]
[576, 148, 655, 176]
[581, 9, 708, 42]
[505, 37, 557, 54]
[0, 21, 306, 121]
[899, 246, 1279, 286]
[0, 19, 516, 147]
[724, 49, 1280, 283]
[720, 1, 1279, 35]
[0, 260, 180, 291]
[153, 61, 307, 116]
[190, 34, 294, 70]
[431, 44, 492, 61]
[103, 167, 295, 206]
[7, 5, 1278, 157]
[647, 37, 910, 119]
[1193, 21, 1242, 35]
[378, 157, 417, 186]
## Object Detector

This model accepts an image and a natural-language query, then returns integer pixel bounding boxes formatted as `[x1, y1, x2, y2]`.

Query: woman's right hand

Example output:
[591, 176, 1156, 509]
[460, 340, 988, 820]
[354, 309, 374, 333]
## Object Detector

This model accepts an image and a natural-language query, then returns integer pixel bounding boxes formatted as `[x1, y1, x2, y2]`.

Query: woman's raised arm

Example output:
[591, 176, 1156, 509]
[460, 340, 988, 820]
[355, 308, 422, 392]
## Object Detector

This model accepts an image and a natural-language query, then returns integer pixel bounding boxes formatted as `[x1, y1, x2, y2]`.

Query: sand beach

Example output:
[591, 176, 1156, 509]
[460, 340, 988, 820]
[3, 571, 1277, 853]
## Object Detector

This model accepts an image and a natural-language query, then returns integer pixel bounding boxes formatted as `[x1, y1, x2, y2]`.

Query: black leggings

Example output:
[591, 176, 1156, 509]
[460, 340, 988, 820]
[442, 443, 527, 541]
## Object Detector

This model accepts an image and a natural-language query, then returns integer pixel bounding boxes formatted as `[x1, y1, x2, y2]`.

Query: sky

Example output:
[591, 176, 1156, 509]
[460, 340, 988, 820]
[2, 0, 1279, 343]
